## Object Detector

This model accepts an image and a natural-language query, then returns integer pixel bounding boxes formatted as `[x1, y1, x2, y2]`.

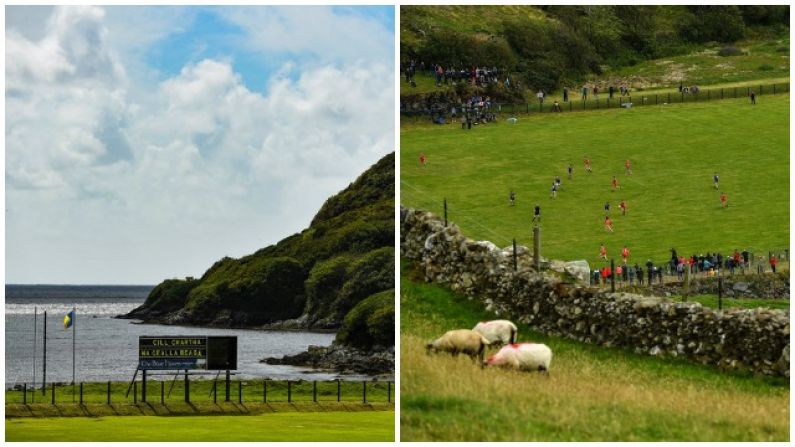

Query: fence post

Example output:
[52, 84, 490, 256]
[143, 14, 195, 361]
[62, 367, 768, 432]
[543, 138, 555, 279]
[337, 379, 341, 402]
[134, 381, 137, 404]
[161, 381, 165, 405]
[655, 94, 658, 105]
[313, 381, 317, 403]
[773, 84, 776, 95]
[388, 382, 392, 403]
[721, 88, 724, 99]
[23, 383, 26, 405]
[718, 276, 723, 310]
[287, 381, 292, 403]
[238, 381, 242, 404]
[533, 226, 540, 270]
[263, 380, 267, 403]
[668, 93, 671, 103]
[80, 383, 83, 405]
[107, 381, 111, 405]
[610, 259, 615, 293]
[51, 383, 55, 405]
[444, 198, 448, 227]
[142, 370, 147, 403]
[363, 381, 367, 403]
[734, 87, 737, 98]
[512, 239, 517, 271]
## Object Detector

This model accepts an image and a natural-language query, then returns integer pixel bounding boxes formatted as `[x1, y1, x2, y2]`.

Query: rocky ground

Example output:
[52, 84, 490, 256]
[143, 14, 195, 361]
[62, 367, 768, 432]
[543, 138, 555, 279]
[261, 344, 394, 376]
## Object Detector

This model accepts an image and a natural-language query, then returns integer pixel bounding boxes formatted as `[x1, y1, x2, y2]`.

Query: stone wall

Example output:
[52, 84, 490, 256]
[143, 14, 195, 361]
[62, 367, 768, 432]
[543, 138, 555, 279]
[401, 206, 790, 377]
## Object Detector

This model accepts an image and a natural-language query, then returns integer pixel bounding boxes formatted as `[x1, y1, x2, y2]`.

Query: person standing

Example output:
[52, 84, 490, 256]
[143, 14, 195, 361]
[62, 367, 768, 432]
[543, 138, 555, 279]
[713, 173, 719, 190]
[537, 90, 545, 105]
[750, 90, 756, 105]
[604, 201, 610, 215]
[720, 192, 728, 208]
[625, 159, 632, 175]
[600, 243, 608, 260]
[636, 264, 644, 285]
[619, 199, 627, 216]
[770, 255, 778, 273]
[609, 85, 614, 99]
[563, 87, 569, 102]
[611, 176, 620, 191]
[584, 157, 592, 173]
[604, 215, 614, 232]
[509, 190, 516, 206]
[567, 164, 573, 180]
[582, 85, 588, 100]
[593, 86, 599, 99]
[621, 245, 630, 263]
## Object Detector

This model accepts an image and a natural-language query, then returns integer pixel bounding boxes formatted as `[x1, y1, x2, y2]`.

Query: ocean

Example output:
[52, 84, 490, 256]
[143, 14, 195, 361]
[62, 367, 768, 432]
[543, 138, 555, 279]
[5, 285, 348, 388]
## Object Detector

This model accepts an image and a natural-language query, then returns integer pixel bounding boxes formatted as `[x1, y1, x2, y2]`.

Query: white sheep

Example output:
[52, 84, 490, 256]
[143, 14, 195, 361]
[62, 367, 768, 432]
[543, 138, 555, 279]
[426, 329, 491, 363]
[485, 342, 552, 374]
[472, 319, 518, 347]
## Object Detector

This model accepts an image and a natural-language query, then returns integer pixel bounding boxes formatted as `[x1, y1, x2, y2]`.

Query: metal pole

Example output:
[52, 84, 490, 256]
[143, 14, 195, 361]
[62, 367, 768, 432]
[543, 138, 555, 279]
[161, 381, 165, 404]
[107, 381, 111, 405]
[42, 311, 47, 394]
[134, 381, 137, 404]
[388, 382, 391, 403]
[718, 276, 723, 310]
[238, 381, 242, 403]
[225, 370, 230, 402]
[444, 198, 448, 227]
[533, 226, 540, 270]
[363, 381, 367, 403]
[610, 259, 615, 293]
[80, 383, 83, 405]
[32, 307, 37, 395]
[288, 381, 292, 403]
[51, 383, 55, 405]
[72, 306, 76, 389]
[184, 371, 189, 403]
[313, 381, 317, 402]
[142, 370, 147, 403]
[23, 383, 26, 405]
[512, 239, 517, 271]
[263, 380, 267, 403]
[337, 379, 341, 402]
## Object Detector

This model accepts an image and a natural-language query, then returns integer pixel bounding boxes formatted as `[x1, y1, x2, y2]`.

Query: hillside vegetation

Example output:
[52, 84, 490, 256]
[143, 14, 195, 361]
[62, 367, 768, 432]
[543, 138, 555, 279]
[400, 261, 789, 441]
[400, 95, 789, 269]
[401, 5, 789, 95]
[127, 153, 394, 349]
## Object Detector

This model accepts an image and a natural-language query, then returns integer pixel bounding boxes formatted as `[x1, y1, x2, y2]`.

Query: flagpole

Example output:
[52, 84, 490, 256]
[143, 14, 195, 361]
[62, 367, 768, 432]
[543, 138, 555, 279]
[42, 310, 47, 394]
[72, 306, 76, 402]
[32, 306, 37, 399]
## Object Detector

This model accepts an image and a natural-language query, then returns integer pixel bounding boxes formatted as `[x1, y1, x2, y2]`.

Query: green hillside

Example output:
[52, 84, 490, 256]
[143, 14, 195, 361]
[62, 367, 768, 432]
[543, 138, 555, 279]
[127, 153, 394, 348]
[400, 261, 789, 441]
[401, 5, 789, 95]
[400, 95, 789, 268]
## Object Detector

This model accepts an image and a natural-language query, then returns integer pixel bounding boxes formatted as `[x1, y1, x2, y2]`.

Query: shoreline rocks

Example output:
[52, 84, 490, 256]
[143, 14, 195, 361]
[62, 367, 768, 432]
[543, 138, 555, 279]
[261, 345, 395, 376]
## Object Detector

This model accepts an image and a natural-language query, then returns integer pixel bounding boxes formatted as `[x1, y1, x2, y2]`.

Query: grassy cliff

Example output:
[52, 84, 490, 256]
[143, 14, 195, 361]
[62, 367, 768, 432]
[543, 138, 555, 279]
[127, 153, 394, 347]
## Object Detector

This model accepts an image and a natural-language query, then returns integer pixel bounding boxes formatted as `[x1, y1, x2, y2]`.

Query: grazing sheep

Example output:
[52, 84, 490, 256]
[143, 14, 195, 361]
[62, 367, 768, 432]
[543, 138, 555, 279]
[472, 319, 518, 347]
[485, 342, 552, 374]
[426, 329, 491, 363]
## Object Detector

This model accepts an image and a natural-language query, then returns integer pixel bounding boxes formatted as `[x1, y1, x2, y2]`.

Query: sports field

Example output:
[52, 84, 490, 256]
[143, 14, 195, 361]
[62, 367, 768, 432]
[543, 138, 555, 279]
[399, 261, 789, 441]
[6, 411, 395, 442]
[401, 94, 789, 268]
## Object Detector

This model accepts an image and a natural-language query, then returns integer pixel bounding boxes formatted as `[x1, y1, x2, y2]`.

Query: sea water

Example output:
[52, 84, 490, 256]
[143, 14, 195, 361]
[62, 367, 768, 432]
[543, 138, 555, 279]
[5, 285, 349, 388]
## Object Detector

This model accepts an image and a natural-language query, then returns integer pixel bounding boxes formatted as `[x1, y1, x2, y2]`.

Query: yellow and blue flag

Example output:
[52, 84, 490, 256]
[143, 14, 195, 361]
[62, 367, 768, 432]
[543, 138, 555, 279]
[64, 310, 74, 330]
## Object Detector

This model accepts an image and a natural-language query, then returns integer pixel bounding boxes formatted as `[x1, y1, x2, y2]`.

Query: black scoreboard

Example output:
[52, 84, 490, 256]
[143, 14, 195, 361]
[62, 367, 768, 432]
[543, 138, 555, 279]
[138, 336, 237, 370]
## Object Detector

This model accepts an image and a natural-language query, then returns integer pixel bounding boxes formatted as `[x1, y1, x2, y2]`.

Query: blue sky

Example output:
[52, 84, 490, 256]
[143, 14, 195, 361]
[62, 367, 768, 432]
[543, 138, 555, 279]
[5, 6, 395, 284]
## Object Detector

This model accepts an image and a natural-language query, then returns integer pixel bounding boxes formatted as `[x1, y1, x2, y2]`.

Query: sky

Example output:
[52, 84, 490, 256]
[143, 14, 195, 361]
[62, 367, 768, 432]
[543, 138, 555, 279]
[5, 6, 395, 284]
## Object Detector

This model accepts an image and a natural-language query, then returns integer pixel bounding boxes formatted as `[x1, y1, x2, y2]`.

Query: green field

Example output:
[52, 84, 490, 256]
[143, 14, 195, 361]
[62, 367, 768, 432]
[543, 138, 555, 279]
[399, 261, 789, 441]
[401, 94, 789, 268]
[6, 411, 395, 442]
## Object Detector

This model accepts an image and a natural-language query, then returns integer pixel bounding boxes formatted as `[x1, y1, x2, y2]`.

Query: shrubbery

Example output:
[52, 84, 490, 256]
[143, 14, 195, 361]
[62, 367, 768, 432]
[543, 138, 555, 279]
[335, 289, 395, 350]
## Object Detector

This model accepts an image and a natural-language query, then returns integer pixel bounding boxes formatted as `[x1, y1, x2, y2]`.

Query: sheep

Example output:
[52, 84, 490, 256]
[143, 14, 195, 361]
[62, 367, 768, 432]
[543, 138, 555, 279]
[472, 319, 518, 347]
[485, 342, 552, 374]
[426, 329, 491, 363]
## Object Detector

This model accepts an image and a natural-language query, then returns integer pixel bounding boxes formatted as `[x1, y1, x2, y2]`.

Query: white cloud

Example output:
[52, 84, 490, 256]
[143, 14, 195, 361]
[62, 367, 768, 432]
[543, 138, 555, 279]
[5, 6, 394, 284]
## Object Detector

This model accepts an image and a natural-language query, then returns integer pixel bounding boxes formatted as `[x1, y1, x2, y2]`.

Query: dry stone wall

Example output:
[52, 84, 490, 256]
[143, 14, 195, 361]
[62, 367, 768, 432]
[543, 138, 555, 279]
[401, 206, 790, 377]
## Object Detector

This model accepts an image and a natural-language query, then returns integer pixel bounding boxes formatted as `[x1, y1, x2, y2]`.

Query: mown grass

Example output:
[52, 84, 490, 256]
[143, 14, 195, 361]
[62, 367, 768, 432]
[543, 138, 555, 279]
[676, 294, 789, 310]
[6, 378, 393, 406]
[400, 94, 789, 269]
[5, 411, 395, 442]
[399, 261, 789, 441]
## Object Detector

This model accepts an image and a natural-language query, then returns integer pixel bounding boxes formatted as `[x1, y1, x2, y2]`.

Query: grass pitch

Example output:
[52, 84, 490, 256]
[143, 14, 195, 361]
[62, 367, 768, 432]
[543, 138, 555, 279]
[400, 94, 789, 269]
[5, 411, 395, 442]
[399, 261, 789, 441]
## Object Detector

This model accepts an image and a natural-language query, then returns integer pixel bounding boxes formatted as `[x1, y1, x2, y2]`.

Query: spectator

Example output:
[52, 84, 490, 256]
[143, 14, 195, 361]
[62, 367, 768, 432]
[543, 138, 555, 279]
[582, 86, 588, 100]
[552, 100, 562, 112]
[563, 87, 569, 102]
[770, 255, 778, 273]
[593, 86, 599, 99]
[750, 90, 756, 105]
[537, 90, 545, 105]
[636, 264, 644, 285]
[628, 264, 635, 284]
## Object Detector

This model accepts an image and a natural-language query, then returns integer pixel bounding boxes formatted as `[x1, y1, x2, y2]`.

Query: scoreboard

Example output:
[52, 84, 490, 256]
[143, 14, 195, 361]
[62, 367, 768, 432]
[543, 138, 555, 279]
[138, 336, 237, 370]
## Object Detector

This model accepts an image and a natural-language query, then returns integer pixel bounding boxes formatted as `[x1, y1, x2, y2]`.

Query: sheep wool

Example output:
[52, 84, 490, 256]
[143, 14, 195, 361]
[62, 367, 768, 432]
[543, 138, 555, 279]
[486, 342, 552, 373]
[472, 319, 518, 346]
[426, 329, 491, 362]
